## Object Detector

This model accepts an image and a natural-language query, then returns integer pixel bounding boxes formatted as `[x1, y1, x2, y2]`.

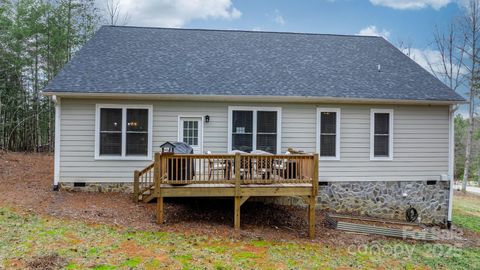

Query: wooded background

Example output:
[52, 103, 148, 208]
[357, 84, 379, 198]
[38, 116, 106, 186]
[0, 0, 479, 185]
[0, 0, 101, 152]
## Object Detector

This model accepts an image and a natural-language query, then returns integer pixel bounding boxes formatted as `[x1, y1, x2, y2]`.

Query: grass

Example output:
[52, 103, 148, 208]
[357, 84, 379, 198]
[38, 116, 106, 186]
[0, 207, 479, 269]
[453, 193, 480, 233]
[0, 193, 478, 269]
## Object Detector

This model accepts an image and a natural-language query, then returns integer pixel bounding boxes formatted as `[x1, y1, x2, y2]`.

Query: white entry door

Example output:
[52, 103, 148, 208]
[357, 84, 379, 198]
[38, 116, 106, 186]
[179, 117, 203, 154]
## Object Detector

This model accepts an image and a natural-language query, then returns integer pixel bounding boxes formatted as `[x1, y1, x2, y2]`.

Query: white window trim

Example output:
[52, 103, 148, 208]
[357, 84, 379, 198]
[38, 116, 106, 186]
[95, 104, 153, 160]
[316, 108, 341, 160]
[227, 106, 282, 154]
[370, 108, 394, 161]
[177, 115, 204, 154]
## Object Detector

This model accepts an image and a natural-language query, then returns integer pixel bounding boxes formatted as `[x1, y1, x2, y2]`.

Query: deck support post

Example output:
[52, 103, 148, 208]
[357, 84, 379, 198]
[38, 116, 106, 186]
[154, 152, 164, 224]
[234, 195, 250, 230]
[234, 153, 241, 230]
[133, 170, 140, 203]
[308, 153, 319, 239]
[308, 196, 316, 238]
[234, 196, 241, 229]
[156, 196, 164, 224]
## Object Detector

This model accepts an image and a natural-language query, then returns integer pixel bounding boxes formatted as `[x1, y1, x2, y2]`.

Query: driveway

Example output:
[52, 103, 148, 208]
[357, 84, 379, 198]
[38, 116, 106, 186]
[454, 184, 480, 195]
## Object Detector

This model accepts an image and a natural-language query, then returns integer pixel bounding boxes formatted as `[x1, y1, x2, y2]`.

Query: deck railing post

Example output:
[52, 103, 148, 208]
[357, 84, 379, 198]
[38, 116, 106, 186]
[234, 153, 241, 193]
[154, 152, 162, 193]
[133, 170, 140, 203]
[234, 152, 241, 230]
[313, 153, 319, 196]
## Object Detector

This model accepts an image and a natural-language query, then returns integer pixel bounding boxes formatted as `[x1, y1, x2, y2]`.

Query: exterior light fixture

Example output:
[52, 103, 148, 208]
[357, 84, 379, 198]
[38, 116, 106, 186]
[205, 115, 210, 123]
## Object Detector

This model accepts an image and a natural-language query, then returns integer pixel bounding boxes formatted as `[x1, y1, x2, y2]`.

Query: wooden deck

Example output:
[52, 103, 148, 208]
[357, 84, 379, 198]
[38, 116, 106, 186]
[133, 152, 319, 238]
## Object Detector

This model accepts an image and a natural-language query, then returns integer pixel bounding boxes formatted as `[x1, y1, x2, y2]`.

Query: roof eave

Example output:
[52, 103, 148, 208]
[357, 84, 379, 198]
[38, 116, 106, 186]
[42, 92, 467, 105]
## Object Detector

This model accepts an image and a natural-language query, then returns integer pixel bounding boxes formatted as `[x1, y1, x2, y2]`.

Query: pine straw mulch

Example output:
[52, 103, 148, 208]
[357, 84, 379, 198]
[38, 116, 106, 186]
[0, 151, 478, 248]
[27, 254, 67, 270]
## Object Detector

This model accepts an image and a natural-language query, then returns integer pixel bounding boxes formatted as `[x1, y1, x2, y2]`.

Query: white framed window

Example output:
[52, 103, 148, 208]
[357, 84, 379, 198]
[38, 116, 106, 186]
[95, 104, 153, 160]
[370, 109, 393, 161]
[316, 108, 341, 160]
[227, 106, 282, 154]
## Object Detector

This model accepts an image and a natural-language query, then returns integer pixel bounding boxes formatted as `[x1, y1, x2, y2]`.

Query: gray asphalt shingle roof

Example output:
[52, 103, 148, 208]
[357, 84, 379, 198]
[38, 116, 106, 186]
[43, 25, 465, 102]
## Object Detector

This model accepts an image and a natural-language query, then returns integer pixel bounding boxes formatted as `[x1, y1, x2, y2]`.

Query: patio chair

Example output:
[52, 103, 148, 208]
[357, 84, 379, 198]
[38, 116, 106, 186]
[206, 151, 227, 180]
[251, 150, 274, 180]
[273, 151, 298, 179]
[227, 150, 253, 180]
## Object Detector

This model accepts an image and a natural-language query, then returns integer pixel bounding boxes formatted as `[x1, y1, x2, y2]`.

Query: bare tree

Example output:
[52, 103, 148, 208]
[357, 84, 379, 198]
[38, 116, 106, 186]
[105, 0, 129, 26]
[429, 23, 466, 95]
[459, 0, 480, 193]
[396, 38, 414, 58]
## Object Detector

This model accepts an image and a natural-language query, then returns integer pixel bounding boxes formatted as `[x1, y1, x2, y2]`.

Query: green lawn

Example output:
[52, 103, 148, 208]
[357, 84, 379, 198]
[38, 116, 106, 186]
[0, 207, 479, 269]
[453, 193, 480, 233]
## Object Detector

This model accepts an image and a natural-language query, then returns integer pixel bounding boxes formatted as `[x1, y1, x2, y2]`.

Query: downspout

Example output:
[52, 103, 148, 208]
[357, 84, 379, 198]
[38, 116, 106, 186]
[447, 104, 454, 229]
[53, 95, 61, 191]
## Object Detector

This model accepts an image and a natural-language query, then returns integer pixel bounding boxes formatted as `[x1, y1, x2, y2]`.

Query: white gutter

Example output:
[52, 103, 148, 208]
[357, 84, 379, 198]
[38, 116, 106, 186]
[53, 95, 61, 190]
[42, 92, 466, 106]
[447, 104, 455, 228]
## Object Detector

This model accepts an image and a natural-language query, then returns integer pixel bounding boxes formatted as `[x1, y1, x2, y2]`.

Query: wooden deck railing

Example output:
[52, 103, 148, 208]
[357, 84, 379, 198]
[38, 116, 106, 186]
[133, 162, 155, 202]
[134, 152, 317, 200]
[155, 152, 316, 185]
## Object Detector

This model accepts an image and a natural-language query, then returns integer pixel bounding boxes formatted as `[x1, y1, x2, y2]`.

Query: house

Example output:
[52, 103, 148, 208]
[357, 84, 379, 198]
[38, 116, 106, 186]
[43, 26, 464, 228]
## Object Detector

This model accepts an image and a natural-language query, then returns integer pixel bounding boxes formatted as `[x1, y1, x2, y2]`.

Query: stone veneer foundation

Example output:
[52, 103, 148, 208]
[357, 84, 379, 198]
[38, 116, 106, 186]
[317, 180, 450, 225]
[60, 180, 450, 225]
[257, 180, 450, 225]
[60, 182, 133, 193]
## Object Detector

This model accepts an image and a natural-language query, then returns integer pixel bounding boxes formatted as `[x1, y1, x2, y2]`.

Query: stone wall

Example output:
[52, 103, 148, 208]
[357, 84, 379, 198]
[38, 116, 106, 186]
[256, 180, 450, 225]
[317, 181, 450, 225]
[60, 182, 133, 193]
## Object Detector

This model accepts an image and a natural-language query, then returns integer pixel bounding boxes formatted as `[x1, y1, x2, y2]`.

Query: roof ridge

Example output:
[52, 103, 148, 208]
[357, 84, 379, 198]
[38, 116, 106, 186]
[101, 25, 383, 39]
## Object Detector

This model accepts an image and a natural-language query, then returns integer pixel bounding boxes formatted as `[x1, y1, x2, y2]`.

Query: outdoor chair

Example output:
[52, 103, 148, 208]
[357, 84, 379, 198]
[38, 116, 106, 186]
[206, 151, 227, 180]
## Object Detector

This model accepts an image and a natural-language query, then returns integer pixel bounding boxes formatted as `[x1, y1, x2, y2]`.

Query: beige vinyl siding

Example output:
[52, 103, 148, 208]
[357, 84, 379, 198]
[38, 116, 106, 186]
[59, 98, 449, 183]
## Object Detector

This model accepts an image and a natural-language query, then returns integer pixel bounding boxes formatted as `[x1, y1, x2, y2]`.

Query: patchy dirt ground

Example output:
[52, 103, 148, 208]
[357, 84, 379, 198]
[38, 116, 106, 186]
[0, 151, 478, 248]
[3, 207, 478, 270]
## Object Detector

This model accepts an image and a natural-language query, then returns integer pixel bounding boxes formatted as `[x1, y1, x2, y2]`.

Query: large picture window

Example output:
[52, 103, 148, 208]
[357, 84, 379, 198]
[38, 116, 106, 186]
[95, 105, 152, 160]
[228, 107, 281, 154]
[317, 108, 340, 160]
[370, 109, 393, 160]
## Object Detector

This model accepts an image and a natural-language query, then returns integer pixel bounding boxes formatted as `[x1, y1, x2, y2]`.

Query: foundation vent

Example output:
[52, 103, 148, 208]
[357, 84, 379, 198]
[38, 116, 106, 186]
[73, 182, 86, 187]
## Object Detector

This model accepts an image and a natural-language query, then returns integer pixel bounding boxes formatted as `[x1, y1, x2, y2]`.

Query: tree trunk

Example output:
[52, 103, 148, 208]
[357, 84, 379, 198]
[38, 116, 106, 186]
[462, 110, 474, 192]
[66, 0, 72, 61]
[34, 33, 40, 152]
[461, 0, 479, 193]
